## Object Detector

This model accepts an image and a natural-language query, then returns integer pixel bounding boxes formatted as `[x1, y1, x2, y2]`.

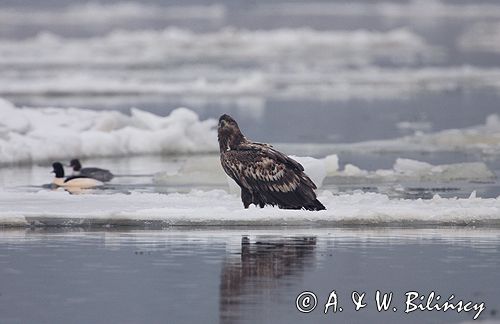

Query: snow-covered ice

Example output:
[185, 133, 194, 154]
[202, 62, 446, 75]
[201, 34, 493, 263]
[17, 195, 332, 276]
[340, 158, 496, 182]
[0, 28, 433, 66]
[3, 66, 500, 101]
[0, 189, 499, 227]
[334, 114, 500, 155]
[0, 99, 217, 165]
[3, 26, 500, 102]
[154, 154, 496, 188]
[2, 96, 499, 184]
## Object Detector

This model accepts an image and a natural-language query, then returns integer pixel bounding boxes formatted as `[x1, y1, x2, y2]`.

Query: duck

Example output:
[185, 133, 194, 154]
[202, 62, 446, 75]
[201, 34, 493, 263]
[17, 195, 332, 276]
[69, 159, 114, 182]
[52, 162, 104, 188]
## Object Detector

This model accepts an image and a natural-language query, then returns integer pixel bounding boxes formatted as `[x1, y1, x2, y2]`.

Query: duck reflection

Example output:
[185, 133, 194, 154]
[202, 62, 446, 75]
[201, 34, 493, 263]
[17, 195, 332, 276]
[220, 236, 317, 323]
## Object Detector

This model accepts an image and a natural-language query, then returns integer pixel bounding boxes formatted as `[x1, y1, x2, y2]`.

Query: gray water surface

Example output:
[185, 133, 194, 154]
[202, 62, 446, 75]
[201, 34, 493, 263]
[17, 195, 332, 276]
[0, 228, 498, 324]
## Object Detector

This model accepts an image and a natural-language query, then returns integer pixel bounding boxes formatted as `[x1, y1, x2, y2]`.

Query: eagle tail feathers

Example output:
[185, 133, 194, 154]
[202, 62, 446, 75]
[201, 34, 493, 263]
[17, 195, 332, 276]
[305, 199, 326, 211]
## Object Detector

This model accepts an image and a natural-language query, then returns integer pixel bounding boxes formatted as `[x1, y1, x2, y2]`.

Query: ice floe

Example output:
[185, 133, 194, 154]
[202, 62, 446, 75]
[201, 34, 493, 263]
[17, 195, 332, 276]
[336, 158, 496, 182]
[0, 99, 217, 165]
[459, 22, 500, 54]
[5, 27, 500, 101]
[335, 114, 500, 155]
[5, 66, 500, 102]
[0, 189, 499, 227]
[3, 66, 500, 101]
[0, 28, 433, 67]
[153, 154, 495, 188]
[0, 2, 226, 26]
[256, 0, 500, 19]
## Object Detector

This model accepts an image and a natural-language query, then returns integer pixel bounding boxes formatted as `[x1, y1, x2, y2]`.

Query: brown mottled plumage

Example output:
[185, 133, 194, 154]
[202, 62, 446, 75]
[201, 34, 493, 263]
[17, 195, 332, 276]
[217, 114, 326, 211]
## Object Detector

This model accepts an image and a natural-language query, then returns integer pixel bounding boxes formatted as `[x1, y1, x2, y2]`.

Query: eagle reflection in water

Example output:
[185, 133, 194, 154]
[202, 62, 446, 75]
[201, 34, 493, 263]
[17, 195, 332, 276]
[219, 236, 317, 323]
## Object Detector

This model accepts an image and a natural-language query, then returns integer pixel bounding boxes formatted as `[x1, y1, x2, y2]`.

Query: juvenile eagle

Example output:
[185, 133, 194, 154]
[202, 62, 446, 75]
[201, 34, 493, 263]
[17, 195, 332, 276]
[218, 114, 326, 211]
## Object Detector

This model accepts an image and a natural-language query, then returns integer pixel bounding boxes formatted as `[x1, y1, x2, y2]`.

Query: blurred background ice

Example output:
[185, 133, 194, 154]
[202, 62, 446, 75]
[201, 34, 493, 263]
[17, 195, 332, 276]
[0, 0, 499, 141]
[1, 0, 500, 198]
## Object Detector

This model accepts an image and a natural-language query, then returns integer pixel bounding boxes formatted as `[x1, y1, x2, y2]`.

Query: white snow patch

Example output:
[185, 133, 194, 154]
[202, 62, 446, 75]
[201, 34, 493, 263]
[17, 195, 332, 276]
[290, 155, 327, 187]
[343, 164, 369, 177]
[0, 99, 217, 165]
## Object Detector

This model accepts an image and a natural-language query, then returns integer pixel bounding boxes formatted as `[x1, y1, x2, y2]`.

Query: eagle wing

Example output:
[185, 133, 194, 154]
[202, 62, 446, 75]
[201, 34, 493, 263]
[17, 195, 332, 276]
[221, 143, 322, 210]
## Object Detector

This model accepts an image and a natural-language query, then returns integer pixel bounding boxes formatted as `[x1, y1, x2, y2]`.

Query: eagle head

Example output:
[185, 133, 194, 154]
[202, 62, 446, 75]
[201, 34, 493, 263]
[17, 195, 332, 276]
[218, 114, 245, 152]
[218, 114, 238, 128]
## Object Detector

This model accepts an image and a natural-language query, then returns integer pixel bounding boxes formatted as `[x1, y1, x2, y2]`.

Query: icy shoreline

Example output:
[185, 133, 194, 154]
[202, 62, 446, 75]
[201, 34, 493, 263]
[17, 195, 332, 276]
[0, 189, 499, 227]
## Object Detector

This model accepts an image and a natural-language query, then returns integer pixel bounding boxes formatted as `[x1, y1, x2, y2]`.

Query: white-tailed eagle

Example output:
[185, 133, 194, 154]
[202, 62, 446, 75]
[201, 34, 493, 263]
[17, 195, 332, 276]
[218, 114, 326, 211]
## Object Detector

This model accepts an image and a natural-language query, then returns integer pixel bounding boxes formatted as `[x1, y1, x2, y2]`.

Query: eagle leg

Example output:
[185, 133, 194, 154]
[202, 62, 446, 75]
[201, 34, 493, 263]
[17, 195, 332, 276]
[241, 187, 252, 209]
